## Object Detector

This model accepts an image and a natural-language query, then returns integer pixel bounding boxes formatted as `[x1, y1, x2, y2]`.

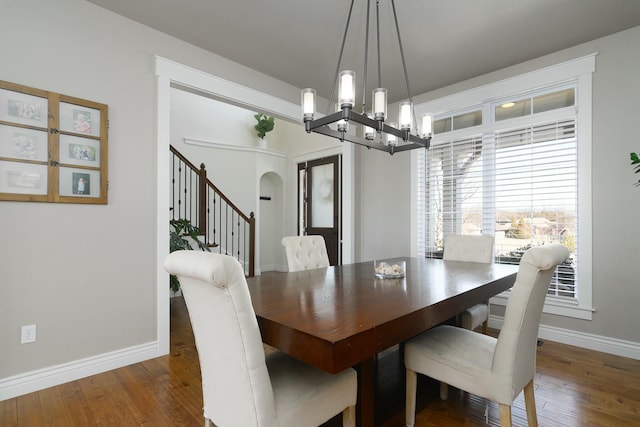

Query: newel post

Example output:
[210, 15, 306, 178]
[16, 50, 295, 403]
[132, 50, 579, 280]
[198, 163, 207, 237]
[249, 212, 256, 277]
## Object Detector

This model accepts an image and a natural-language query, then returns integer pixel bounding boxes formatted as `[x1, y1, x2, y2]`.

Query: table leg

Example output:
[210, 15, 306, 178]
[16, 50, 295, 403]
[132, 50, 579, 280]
[356, 356, 377, 427]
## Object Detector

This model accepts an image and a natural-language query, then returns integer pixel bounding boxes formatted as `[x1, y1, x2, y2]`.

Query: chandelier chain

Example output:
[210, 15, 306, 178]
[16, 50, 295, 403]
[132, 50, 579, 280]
[376, 0, 382, 89]
[361, 0, 371, 114]
[327, 0, 356, 116]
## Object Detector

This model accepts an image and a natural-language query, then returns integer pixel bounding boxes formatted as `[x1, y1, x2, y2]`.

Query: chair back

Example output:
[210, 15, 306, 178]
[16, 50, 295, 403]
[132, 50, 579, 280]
[281, 235, 330, 272]
[164, 251, 276, 426]
[492, 244, 570, 402]
[443, 235, 495, 263]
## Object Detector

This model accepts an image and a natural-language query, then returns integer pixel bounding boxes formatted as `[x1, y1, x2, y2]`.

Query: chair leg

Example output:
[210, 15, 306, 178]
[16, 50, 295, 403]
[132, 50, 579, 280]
[405, 369, 417, 427]
[498, 404, 512, 427]
[439, 381, 448, 400]
[524, 379, 538, 427]
[342, 405, 356, 427]
[482, 300, 489, 334]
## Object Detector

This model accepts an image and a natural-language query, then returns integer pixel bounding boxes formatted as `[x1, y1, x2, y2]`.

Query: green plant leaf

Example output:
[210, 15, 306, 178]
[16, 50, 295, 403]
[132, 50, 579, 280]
[254, 113, 275, 139]
[631, 152, 640, 186]
[169, 218, 211, 291]
[631, 152, 640, 171]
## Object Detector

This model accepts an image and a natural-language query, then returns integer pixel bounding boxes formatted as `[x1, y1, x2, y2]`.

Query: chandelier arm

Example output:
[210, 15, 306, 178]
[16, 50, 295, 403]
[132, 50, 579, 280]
[305, 110, 431, 152]
[391, 0, 418, 130]
[327, 0, 357, 116]
[311, 126, 395, 154]
[361, 0, 371, 113]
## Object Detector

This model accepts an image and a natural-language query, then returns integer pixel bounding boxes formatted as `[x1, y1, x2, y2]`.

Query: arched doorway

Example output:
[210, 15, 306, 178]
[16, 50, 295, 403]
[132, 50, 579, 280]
[258, 171, 285, 272]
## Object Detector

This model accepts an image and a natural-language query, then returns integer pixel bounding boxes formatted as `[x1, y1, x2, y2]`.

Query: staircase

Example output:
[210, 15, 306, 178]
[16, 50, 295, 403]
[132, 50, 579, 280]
[170, 145, 255, 277]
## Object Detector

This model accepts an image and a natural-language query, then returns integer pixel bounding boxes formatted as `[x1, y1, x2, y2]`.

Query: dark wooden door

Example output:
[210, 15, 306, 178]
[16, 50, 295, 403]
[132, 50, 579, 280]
[297, 155, 341, 265]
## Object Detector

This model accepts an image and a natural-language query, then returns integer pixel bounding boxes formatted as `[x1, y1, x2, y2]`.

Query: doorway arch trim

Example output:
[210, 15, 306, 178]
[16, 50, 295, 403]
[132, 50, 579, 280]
[154, 56, 354, 355]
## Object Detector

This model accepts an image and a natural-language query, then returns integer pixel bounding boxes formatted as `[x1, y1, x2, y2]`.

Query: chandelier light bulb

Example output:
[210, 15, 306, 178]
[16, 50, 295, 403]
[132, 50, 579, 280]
[399, 102, 413, 131]
[420, 113, 433, 138]
[301, 88, 316, 120]
[338, 70, 356, 108]
[373, 88, 387, 120]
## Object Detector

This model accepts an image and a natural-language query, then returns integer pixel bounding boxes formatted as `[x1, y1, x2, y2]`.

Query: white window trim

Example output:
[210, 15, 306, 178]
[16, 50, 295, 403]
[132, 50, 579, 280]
[411, 54, 596, 320]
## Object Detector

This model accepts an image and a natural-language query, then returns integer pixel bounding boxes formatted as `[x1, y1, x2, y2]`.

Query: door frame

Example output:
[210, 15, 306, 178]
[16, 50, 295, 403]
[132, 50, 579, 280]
[297, 154, 341, 265]
[155, 56, 355, 355]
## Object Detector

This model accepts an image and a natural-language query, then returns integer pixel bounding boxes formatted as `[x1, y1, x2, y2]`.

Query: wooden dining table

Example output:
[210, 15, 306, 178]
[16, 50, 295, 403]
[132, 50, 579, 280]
[247, 257, 518, 426]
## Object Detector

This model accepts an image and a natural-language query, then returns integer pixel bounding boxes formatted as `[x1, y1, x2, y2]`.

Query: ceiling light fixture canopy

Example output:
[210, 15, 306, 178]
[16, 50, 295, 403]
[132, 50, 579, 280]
[301, 0, 432, 155]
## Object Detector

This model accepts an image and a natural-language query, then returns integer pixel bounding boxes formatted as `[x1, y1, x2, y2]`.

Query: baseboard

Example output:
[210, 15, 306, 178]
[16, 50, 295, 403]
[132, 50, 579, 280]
[259, 264, 288, 273]
[0, 341, 161, 401]
[6, 320, 637, 402]
[489, 315, 640, 360]
[259, 263, 278, 273]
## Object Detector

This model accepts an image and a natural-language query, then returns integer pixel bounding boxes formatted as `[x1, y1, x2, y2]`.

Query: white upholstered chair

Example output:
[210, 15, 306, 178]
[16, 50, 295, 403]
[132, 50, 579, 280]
[440, 234, 496, 400]
[405, 243, 570, 427]
[443, 234, 495, 334]
[281, 235, 330, 272]
[164, 251, 356, 427]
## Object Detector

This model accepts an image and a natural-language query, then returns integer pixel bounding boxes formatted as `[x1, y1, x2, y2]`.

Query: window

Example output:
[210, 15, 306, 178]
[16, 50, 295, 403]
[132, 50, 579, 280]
[493, 119, 577, 298]
[420, 135, 484, 257]
[495, 88, 575, 121]
[414, 55, 595, 319]
[434, 108, 483, 134]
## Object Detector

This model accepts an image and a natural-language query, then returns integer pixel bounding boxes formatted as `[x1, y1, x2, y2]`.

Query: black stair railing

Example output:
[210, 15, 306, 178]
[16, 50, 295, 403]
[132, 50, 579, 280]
[170, 145, 255, 277]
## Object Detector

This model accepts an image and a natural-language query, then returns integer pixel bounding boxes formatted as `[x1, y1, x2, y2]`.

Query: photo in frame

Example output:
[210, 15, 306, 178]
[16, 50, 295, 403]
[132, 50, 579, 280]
[59, 102, 101, 137]
[59, 134, 100, 167]
[0, 80, 108, 204]
[59, 166, 100, 198]
[0, 88, 48, 128]
[0, 124, 48, 162]
[0, 160, 48, 195]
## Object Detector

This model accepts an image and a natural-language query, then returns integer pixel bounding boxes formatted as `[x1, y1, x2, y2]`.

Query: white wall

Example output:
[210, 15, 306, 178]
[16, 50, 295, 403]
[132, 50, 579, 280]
[355, 149, 413, 261]
[259, 172, 285, 271]
[169, 88, 341, 273]
[170, 88, 287, 219]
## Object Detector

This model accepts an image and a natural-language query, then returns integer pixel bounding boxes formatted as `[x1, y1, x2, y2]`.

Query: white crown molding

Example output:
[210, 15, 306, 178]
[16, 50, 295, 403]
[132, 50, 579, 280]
[155, 56, 300, 122]
[0, 342, 160, 400]
[183, 137, 287, 158]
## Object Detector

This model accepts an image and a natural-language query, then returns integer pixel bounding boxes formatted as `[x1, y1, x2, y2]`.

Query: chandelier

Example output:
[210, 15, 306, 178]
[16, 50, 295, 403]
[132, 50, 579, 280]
[301, 0, 432, 155]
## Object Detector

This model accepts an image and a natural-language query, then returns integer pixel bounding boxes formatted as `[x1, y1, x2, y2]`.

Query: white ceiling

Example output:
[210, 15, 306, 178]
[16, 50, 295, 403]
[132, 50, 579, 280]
[86, 0, 640, 103]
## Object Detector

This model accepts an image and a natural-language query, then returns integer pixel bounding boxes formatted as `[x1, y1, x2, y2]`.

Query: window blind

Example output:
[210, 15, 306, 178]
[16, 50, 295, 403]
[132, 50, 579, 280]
[418, 136, 483, 256]
[418, 119, 578, 299]
[494, 119, 577, 298]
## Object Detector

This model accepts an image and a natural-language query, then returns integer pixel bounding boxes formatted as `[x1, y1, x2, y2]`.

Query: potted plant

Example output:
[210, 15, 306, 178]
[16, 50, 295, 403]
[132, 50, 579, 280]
[254, 113, 275, 147]
[169, 218, 210, 293]
[631, 152, 640, 187]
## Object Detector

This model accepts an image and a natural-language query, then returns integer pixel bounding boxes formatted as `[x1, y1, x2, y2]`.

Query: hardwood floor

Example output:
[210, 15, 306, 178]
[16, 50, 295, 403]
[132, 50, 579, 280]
[2, 296, 639, 426]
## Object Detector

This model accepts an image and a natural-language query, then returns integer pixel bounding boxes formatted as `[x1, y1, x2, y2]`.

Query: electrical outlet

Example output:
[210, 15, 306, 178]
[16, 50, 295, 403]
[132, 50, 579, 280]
[21, 324, 36, 344]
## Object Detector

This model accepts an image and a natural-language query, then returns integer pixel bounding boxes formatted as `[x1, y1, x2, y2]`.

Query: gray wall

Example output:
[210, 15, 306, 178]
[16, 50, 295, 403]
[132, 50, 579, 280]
[0, 0, 303, 381]
[357, 26, 640, 344]
[1, 0, 638, 392]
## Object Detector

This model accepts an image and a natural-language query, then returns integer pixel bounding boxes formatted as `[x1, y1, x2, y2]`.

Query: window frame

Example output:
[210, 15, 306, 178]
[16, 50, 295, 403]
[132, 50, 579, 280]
[412, 54, 595, 320]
